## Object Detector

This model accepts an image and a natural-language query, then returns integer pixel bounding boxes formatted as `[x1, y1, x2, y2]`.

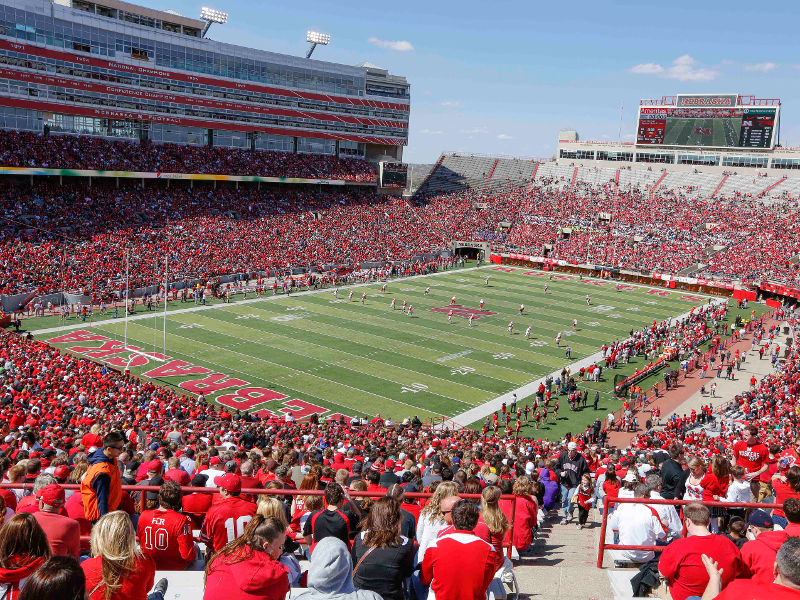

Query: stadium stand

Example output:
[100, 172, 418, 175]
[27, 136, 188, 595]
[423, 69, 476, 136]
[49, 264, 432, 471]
[0, 131, 377, 182]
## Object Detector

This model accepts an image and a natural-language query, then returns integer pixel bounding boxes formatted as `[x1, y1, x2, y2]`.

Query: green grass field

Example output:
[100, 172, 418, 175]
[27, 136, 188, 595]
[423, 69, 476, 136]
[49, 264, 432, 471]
[32, 266, 763, 441]
[663, 117, 740, 147]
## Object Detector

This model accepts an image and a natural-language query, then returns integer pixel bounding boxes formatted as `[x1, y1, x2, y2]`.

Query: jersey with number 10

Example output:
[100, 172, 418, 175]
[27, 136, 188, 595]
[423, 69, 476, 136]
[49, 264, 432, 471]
[200, 496, 257, 553]
[137, 508, 197, 570]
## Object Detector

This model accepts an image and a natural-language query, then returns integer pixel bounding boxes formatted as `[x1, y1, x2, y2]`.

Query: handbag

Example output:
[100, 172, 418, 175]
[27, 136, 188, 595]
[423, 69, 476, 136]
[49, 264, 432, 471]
[352, 546, 376, 578]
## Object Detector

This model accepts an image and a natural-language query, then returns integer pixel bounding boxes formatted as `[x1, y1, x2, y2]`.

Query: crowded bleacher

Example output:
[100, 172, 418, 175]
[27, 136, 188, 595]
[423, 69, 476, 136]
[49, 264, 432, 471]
[5, 130, 800, 598]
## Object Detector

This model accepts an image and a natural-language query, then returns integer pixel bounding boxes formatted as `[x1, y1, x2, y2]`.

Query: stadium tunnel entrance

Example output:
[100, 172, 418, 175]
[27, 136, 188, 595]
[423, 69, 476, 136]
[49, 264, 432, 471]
[452, 240, 489, 261]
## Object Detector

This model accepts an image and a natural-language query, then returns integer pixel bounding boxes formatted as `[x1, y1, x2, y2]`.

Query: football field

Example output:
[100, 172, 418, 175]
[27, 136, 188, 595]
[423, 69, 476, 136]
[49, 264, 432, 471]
[36, 266, 733, 439]
[663, 117, 740, 147]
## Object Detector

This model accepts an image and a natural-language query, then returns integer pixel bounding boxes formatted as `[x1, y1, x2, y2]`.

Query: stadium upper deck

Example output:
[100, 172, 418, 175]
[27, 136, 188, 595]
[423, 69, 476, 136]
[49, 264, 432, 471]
[557, 93, 800, 175]
[0, 0, 409, 160]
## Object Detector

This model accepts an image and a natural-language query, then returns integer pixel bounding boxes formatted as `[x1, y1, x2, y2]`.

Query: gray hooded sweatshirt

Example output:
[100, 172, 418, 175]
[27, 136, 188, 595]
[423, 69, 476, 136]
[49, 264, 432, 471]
[293, 537, 381, 600]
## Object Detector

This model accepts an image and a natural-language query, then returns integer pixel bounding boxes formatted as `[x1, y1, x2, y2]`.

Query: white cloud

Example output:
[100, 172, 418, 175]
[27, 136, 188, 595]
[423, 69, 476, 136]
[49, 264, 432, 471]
[496, 134, 513, 140]
[630, 63, 664, 75]
[440, 101, 462, 107]
[459, 127, 489, 134]
[666, 55, 718, 81]
[419, 129, 446, 135]
[368, 37, 414, 51]
[629, 55, 718, 81]
[623, 134, 635, 140]
[744, 62, 777, 72]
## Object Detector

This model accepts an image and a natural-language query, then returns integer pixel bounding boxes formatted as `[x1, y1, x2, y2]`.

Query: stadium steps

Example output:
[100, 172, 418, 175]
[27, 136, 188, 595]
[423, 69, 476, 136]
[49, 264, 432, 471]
[415, 153, 445, 195]
[487, 158, 499, 180]
[526, 163, 541, 194]
[706, 174, 728, 200]
[759, 176, 788, 198]
[649, 171, 668, 197]
[514, 513, 616, 600]
[570, 167, 578, 189]
[678, 263, 702, 276]
[612, 169, 620, 201]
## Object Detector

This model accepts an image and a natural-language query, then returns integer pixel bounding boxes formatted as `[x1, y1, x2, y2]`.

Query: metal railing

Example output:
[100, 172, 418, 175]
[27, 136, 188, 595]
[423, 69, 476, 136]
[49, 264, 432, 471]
[597, 495, 783, 567]
[3, 482, 523, 558]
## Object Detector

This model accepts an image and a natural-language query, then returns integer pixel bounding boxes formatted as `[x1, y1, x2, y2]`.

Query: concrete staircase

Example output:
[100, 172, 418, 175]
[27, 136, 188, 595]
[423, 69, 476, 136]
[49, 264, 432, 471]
[515, 512, 618, 599]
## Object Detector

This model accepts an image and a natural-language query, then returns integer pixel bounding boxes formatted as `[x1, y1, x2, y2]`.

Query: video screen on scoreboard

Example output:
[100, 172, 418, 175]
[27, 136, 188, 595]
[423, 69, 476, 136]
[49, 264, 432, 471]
[381, 162, 408, 188]
[637, 107, 777, 148]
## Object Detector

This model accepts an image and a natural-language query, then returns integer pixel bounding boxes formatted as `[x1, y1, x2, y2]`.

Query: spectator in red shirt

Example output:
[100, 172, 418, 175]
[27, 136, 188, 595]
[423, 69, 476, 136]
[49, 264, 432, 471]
[772, 467, 800, 529]
[658, 503, 742, 600]
[741, 510, 788, 582]
[204, 514, 289, 600]
[733, 425, 770, 499]
[82, 511, 165, 600]
[31, 483, 80, 558]
[163, 457, 190, 487]
[420, 499, 496, 600]
[0, 513, 51, 600]
[700, 536, 800, 600]
[15, 555, 86, 600]
[700, 455, 731, 533]
[182, 474, 213, 529]
[137, 481, 199, 571]
[200, 474, 257, 554]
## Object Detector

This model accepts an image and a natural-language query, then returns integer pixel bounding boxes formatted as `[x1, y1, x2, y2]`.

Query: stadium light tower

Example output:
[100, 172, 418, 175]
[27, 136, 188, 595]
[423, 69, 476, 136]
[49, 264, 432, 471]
[306, 31, 330, 58]
[200, 7, 228, 37]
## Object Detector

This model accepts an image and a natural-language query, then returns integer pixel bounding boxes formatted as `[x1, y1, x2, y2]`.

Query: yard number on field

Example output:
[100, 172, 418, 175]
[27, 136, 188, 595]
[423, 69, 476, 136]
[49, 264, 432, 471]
[401, 383, 428, 393]
[451, 366, 476, 376]
[493, 353, 515, 360]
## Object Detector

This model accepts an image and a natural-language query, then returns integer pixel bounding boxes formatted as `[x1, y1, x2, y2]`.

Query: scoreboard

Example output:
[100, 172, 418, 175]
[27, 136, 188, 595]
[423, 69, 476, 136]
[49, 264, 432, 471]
[636, 95, 779, 149]
[380, 162, 408, 188]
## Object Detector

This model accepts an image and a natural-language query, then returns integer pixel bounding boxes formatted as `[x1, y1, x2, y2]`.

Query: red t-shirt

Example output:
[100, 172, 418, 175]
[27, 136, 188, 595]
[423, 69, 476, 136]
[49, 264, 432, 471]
[771, 480, 800, 518]
[658, 534, 742, 600]
[713, 578, 800, 600]
[164, 469, 190, 486]
[82, 554, 156, 600]
[733, 440, 769, 475]
[700, 473, 730, 501]
[200, 497, 257, 553]
[137, 508, 196, 570]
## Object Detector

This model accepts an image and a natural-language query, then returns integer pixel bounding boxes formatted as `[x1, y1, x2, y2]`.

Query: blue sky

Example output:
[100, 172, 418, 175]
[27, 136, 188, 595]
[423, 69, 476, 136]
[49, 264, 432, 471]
[160, 0, 800, 162]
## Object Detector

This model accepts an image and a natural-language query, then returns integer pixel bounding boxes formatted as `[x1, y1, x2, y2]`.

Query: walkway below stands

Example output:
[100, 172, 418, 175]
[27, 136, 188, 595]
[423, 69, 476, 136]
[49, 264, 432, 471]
[606, 314, 781, 449]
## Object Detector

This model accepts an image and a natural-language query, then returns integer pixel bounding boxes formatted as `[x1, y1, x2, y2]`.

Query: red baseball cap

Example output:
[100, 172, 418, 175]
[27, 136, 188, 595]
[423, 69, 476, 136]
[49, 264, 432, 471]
[36, 483, 65, 506]
[146, 460, 163, 473]
[217, 473, 241, 493]
[53, 465, 71, 481]
[209, 456, 222, 466]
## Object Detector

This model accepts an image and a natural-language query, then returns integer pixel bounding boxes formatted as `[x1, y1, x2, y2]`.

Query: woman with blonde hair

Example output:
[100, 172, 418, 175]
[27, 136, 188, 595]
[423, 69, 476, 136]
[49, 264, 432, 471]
[256, 497, 302, 587]
[81, 511, 160, 600]
[416, 481, 459, 564]
[479, 486, 510, 571]
[499, 476, 538, 553]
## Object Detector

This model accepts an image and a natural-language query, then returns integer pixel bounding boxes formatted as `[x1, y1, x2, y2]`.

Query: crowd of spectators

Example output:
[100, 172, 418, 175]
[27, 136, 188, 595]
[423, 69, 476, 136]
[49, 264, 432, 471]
[587, 312, 800, 598]
[0, 131, 377, 182]
[0, 180, 448, 296]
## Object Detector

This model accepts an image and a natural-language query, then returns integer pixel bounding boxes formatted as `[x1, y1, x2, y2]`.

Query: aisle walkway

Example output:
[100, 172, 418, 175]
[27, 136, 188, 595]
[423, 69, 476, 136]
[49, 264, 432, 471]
[516, 513, 617, 599]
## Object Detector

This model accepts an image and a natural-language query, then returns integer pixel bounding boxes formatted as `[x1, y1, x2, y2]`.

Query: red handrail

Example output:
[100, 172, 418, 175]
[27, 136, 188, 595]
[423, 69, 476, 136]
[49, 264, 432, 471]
[597, 496, 782, 568]
[3, 483, 523, 559]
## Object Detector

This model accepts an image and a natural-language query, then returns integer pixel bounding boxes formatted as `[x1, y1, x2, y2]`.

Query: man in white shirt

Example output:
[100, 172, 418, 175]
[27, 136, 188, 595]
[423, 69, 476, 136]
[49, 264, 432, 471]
[607, 483, 666, 565]
[645, 473, 682, 542]
[203, 456, 227, 488]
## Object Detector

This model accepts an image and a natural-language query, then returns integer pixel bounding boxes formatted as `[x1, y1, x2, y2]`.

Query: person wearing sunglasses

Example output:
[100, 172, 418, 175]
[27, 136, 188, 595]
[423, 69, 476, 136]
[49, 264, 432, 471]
[81, 432, 127, 523]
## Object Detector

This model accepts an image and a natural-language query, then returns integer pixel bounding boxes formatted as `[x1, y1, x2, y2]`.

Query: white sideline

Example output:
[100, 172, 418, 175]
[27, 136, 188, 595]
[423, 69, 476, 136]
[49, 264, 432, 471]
[31, 266, 482, 337]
